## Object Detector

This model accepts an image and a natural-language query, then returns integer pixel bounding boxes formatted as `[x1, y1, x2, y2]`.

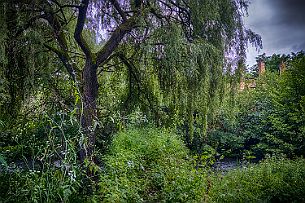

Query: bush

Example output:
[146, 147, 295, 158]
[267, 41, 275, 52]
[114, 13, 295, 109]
[208, 157, 305, 202]
[98, 128, 207, 202]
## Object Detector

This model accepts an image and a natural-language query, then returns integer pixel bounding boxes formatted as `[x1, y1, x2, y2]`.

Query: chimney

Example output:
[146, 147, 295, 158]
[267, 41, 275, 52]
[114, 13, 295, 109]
[279, 61, 286, 75]
[258, 60, 265, 75]
[239, 79, 245, 91]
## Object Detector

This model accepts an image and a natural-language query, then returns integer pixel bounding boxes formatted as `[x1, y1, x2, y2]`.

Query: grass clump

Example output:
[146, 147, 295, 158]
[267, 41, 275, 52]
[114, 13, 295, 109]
[208, 157, 305, 203]
[98, 128, 207, 202]
[0, 168, 80, 203]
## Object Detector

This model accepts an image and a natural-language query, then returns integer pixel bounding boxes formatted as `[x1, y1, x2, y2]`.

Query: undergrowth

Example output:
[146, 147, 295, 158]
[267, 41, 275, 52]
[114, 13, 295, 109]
[98, 128, 207, 202]
[208, 157, 305, 203]
[1, 126, 305, 203]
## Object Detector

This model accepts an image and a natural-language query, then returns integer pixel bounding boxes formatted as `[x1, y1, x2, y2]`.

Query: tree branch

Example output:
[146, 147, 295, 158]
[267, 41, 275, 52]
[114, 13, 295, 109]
[14, 14, 46, 38]
[74, 0, 92, 59]
[44, 43, 77, 81]
[43, 9, 82, 80]
[118, 53, 158, 113]
[96, 16, 137, 66]
[110, 0, 127, 22]
[50, 0, 80, 9]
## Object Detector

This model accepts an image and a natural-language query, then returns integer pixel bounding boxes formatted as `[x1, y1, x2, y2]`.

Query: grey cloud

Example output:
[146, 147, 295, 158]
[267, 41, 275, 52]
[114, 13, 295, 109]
[271, 0, 305, 27]
[245, 0, 305, 65]
[292, 41, 305, 51]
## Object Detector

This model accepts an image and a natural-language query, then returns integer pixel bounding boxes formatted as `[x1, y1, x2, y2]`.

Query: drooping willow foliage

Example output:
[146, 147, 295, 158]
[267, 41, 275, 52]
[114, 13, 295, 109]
[0, 2, 80, 121]
[0, 0, 261, 152]
[89, 0, 262, 148]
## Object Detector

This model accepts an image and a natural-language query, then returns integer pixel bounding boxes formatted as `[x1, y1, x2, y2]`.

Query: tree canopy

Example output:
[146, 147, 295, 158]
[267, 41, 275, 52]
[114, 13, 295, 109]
[0, 0, 261, 167]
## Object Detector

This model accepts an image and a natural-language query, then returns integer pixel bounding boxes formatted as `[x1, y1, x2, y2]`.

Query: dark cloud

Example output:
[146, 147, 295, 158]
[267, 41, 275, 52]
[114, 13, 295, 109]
[271, 0, 305, 27]
[245, 0, 305, 65]
[292, 41, 305, 51]
[274, 0, 305, 15]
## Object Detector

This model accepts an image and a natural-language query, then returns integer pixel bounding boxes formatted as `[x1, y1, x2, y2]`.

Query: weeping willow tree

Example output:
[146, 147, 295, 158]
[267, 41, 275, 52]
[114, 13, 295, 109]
[109, 1, 262, 151]
[0, 0, 261, 165]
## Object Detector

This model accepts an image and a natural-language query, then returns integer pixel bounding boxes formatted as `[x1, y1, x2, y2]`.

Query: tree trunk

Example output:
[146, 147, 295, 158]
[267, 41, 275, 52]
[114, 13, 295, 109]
[4, 2, 25, 119]
[79, 60, 99, 164]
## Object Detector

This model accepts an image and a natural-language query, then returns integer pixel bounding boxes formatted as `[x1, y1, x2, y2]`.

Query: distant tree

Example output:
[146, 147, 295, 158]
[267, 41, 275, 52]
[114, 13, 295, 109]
[250, 52, 304, 76]
[231, 52, 305, 158]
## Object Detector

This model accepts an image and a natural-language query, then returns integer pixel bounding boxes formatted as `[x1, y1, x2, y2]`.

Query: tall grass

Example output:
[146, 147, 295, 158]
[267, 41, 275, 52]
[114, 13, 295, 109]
[208, 157, 305, 202]
[0, 112, 83, 203]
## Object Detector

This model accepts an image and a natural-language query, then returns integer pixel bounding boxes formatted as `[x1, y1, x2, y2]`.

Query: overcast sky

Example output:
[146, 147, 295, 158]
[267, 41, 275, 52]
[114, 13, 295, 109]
[244, 0, 305, 66]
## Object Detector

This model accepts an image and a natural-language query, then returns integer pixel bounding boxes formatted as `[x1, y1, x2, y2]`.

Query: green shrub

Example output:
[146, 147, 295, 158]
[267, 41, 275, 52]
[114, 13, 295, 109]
[98, 128, 207, 202]
[208, 157, 305, 202]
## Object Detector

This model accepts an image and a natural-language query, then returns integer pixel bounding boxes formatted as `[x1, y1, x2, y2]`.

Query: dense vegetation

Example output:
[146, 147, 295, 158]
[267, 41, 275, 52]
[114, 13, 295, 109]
[206, 51, 305, 160]
[209, 157, 305, 202]
[0, 0, 304, 202]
